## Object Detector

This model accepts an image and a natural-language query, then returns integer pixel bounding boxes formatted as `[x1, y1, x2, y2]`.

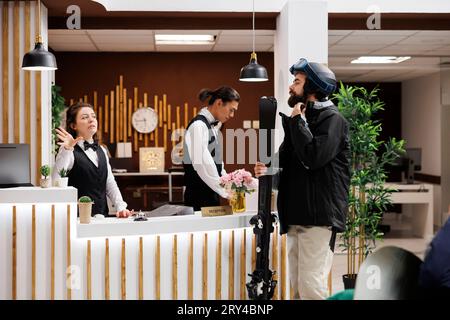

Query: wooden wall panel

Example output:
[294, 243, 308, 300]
[2, 4, 9, 143]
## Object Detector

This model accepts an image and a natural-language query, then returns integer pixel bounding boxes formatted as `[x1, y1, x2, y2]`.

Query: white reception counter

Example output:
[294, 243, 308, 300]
[0, 187, 289, 300]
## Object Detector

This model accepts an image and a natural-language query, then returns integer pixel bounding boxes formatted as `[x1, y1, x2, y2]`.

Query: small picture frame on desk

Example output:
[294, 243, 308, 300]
[139, 147, 165, 172]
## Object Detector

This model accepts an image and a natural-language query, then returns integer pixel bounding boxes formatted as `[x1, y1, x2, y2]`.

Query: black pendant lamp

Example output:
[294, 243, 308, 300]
[239, 0, 268, 82]
[22, 0, 57, 71]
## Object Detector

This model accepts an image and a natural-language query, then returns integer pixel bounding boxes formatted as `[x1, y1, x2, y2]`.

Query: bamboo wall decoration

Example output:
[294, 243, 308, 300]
[105, 239, 110, 300]
[144, 94, 149, 146]
[172, 122, 176, 148]
[163, 94, 167, 123]
[202, 233, 208, 300]
[2, 4, 8, 143]
[168, 105, 172, 130]
[188, 234, 193, 300]
[104, 95, 109, 134]
[155, 235, 161, 300]
[93, 91, 98, 116]
[110, 90, 114, 143]
[184, 103, 188, 128]
[121, 238, 126, 300]
[66, 205, 72, 300]
[134, 87, 140, 145]
[13, 1, 19, 143]
[32, 205, 36, 300]
[216, 231, 222, 300]
[163, 124, 167, 152]
[159, 100, 163, 128]
[98, 106, 103, 145]
[138, 102, 144, 142]
[172, 235, 178, 300]
[36, 72, 42, 185]
[12, 206, 17, 300]
[176, 106, 181, 130]
[69, 75, 203, 168]
[87, 240, 92, 300]
[155, 122, 159, 147]
[139, 237, 144, 300]
[240, 229, 246, 300]
[51, 205, 55, 300]
[128, 99, 132, 138]
[116, 85, 120, 142]
[228, 230, 235, 300]
[123, 89, 127, 143]
[119, 76, 123, 141]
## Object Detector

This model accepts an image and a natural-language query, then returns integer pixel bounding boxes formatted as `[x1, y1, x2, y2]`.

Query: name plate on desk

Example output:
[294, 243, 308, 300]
[201, 206, 233, 217]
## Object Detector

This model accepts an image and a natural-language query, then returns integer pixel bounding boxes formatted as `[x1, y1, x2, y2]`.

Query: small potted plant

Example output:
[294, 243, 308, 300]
[56, 168, 70, 187]
[219, 169, 257, 213]
[40, 165, 51, 188]
[78, 196, 94, 224]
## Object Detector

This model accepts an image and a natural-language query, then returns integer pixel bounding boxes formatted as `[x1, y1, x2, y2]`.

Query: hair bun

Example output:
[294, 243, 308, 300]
[198, 88, 213, 103]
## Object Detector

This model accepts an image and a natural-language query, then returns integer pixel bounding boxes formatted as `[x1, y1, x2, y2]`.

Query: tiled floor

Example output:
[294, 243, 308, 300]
[330, 212, 430, 295]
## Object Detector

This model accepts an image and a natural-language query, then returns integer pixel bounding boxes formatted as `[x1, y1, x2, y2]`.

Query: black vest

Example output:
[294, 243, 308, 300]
[68, 144, 108, 216]
[183, 114, 223, 211]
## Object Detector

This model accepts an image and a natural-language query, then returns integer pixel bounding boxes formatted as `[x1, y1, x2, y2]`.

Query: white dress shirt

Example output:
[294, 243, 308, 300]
[54, 140, 128, 212]
[184, 107, 228, 199]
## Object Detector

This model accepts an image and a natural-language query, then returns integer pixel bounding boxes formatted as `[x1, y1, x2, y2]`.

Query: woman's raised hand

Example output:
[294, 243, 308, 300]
[55, 127, 83, 150]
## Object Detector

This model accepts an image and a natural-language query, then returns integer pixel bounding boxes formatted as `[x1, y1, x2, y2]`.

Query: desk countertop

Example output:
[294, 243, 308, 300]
[77, 211, 257, 238]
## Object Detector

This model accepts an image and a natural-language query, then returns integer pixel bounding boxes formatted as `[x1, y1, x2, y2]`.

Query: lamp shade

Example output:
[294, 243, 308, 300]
[22, 42, 57, 71]
[239, 52, 268, 82]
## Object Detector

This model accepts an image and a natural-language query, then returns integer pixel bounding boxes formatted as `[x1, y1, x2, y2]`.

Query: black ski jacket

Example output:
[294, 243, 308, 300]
[275, 101, 351, 234]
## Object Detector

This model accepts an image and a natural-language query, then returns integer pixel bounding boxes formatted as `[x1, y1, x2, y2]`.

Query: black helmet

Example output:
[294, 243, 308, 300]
[289, 58, 337, 98]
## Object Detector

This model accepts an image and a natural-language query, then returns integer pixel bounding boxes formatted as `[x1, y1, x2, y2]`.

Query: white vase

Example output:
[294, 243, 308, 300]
[56, 177, 69, 187]
[40, 178, 51, 188]
[78, 203, 92, 224]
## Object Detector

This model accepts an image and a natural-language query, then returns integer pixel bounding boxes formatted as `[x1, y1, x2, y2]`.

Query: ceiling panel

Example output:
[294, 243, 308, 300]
[216, 35, 273, 45]
[337, 35, 408, 45]
[213, 44, 272, 52]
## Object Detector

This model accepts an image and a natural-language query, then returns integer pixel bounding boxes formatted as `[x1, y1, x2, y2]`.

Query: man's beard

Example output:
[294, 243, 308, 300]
[288, 93, 305, 108]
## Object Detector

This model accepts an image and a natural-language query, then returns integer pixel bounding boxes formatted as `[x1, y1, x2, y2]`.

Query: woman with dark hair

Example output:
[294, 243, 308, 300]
[183, 86, 240, 210]
[55, 102, 132, 218]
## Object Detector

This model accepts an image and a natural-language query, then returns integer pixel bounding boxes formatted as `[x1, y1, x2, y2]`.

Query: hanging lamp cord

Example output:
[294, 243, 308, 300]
[252, 0, 255, 54]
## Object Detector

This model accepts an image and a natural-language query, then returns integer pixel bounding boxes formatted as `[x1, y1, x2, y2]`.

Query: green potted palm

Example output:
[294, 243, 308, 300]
[56, 168, 70, 187]
[78, 196, 94, 224]
[40, 165, 52, 188]
[333, 83, 405, 289]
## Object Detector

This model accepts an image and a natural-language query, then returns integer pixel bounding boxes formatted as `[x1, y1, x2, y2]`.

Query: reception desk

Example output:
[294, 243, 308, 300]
[0, 187, 289, 300]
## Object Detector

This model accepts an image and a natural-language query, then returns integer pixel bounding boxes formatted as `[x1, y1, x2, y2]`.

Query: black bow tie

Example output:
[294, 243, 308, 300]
[210, 120, 219, 126]
[84, 141, 98, 151]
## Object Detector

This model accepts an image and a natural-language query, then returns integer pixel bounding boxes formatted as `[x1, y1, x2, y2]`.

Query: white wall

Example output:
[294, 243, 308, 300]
[402, 72, 442, 226]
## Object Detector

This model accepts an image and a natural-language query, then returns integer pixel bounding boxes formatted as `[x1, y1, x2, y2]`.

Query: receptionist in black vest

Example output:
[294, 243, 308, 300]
[183, 86, 240, 211]
[55, 102, 133, 218]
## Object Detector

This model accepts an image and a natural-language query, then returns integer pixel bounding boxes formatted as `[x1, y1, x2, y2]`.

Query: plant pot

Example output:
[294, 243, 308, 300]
[78, 202, 93, 224]
[230, 191, 246, 213]
[343, 274, 358, 290]
[56, 177, 69, 188]
[40, 178, 51, 188]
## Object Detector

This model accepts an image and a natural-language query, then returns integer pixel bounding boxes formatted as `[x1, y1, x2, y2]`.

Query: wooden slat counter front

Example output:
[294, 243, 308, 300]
[0, 187, 290, 300]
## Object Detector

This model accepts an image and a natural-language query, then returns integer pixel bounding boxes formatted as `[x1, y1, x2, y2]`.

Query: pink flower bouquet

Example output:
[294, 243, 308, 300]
[219, 169, 257, 197]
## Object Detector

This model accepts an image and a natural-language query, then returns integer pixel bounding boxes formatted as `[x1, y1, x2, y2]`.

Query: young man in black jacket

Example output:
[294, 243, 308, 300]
[255, 58, 350, 299]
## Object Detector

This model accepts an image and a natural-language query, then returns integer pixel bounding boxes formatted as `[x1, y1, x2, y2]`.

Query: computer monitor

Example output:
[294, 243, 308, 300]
[394, 148, 422, 184]
[0, 144, 33, 188]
